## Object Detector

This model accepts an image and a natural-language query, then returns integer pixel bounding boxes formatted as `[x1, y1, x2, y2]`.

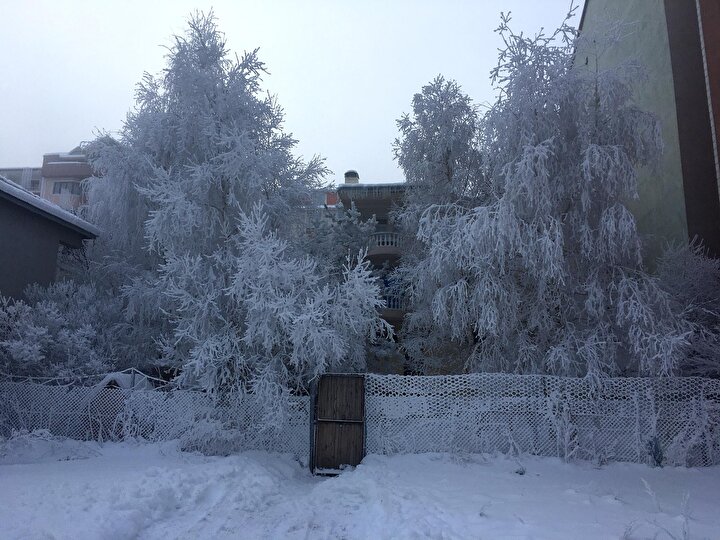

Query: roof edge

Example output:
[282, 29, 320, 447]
[0, 176, 99, 239]
[578, 0, 589, 32]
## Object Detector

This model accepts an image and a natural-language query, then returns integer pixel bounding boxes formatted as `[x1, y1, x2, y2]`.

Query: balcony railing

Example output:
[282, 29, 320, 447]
[368, 232, 401, 250]
[382, 294, 406, 310]
[337, 183, 406, 199]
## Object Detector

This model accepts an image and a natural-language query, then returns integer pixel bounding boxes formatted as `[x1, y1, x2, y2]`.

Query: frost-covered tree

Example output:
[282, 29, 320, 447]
[83, 13, 328, 367]
[392, 76, 484, 369]
[166, 206, 389, 397]
[657, 243, 720, 377]
[396, 13, 690, 378]
[301, 202, 377, 283]
[83, 12, 389, 398]
[394, 75, 484, 207]
[0, 282, 119, 379]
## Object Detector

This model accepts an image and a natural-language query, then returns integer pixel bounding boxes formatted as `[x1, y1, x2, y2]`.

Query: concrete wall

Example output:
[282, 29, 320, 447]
[579, 0, 688, 263]
[0, 198, 85, 299]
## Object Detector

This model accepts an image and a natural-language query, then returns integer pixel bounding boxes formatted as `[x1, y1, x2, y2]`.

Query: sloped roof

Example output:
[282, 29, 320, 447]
[0, 175, 99, 238]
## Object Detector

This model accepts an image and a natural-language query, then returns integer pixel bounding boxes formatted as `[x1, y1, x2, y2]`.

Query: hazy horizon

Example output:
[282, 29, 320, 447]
[0, 0, 576, 185]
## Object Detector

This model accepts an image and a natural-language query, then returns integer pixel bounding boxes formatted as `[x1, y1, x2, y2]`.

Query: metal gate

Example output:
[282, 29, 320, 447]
[311, 374, 365, 475]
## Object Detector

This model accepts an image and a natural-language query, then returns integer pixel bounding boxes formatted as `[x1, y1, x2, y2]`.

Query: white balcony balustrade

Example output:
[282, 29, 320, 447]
[367, 232, 401, 260]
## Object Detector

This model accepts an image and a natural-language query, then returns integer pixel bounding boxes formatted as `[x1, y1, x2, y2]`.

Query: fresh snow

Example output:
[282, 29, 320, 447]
[45, 161, 86, 165]
[2, 438, 719, 539]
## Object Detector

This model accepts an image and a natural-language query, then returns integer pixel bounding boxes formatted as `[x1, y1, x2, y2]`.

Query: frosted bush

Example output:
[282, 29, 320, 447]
[657, 243, 720, 378]
[0, 281, 119, 379]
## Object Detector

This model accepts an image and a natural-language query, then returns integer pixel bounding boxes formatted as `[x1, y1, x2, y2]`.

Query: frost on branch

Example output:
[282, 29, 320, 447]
[74, 12, 389, 403]
[657, 243, 720, 377]
[162, 206, 390, 407]
[395, 11, 691, 378]
[0, 282, 119, 380]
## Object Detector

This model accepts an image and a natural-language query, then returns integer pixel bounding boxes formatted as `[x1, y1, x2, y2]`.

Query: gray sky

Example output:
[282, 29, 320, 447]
[0, 0, 575, 185]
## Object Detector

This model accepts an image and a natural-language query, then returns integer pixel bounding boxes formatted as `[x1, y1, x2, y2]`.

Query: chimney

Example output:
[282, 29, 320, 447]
[344, 170, 359, 184]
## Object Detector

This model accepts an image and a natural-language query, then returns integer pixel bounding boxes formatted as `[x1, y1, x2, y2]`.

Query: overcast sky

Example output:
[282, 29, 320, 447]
[0, 0, 575, 185]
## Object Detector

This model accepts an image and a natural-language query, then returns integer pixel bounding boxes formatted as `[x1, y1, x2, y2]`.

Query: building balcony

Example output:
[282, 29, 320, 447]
[336, 180, 406, 221]
[367, 232, 401, 263]
[380, 291, 407, 323]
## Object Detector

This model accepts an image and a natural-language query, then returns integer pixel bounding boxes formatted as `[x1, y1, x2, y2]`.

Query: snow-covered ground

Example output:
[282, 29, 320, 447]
[2, 435, 719, 539]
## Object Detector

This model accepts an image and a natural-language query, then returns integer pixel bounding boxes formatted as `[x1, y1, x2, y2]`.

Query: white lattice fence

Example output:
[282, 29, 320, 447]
[365, 374, 720, 466]
[3, 375, 719, 466]
[0, 382, 310, 460]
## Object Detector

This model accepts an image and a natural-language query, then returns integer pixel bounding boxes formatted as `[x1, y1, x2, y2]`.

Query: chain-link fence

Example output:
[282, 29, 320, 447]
[365, 374, 720, 466]
[3, 374, 719, 466]
[0, 381, 311, 460]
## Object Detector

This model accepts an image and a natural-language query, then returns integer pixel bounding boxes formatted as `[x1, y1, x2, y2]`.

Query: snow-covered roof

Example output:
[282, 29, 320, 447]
[337, 182, 406, 189]
[336, 182, 407, 200]
[0, 175, 99, 238]
[44, 148, 85, 159]
[45, 161, 86, 166]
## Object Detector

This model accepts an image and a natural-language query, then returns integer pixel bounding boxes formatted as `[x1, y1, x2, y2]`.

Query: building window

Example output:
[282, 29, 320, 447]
[52, 181, 82, 195]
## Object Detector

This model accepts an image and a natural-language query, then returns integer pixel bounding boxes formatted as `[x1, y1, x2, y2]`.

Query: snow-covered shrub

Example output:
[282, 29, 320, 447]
[657, 243, 720, 378]
[393, 11, 691, 377]
[0, 281, 120, 379]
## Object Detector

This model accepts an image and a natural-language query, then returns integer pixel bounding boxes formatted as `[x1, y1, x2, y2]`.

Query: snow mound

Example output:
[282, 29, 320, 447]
[0, 430, 101, 465]
[2, 443, 720, 539]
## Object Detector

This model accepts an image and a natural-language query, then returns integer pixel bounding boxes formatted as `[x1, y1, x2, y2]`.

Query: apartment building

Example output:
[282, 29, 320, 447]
[0, 146, 92, 213]
[579, 0, 720, 260]
[39, 147, 92, 211]
[336, 170, 407, 373]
